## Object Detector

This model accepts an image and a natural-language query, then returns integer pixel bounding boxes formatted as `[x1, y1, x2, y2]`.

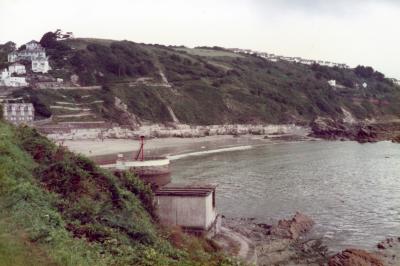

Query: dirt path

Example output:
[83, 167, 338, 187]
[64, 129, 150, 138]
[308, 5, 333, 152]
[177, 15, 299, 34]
[213, 226, 257, 265]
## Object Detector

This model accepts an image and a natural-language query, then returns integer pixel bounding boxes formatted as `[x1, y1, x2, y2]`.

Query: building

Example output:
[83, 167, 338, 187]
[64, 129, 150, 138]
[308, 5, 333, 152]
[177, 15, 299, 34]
[8, 41, 47, 63]
[0, 69, 28, 87]
[8, 62, 26, 75]
[155, 183, 221, 236]
[2, 103, 34, 124]
[328, 80, 336, 87]
[25, 40, 41, 50]
[32, 56, 51, 73]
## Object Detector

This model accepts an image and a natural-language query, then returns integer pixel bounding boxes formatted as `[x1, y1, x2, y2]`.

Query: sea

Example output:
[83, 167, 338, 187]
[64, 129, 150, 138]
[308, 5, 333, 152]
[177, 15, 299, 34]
[169, 140, 400, 251]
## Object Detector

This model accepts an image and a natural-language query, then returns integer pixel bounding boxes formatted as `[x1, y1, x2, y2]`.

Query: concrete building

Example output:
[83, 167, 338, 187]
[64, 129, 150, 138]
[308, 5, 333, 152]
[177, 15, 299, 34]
[8, 62, 26, 75]
[0, 69, 28, 87]
[2, 103, 34, 124]
[155, 183, 221, 236]
[32, 56, 51, 73]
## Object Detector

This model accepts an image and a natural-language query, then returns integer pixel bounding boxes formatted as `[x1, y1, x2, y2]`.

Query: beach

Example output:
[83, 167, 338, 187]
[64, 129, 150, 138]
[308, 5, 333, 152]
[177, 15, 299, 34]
[64, 134, 269, 158]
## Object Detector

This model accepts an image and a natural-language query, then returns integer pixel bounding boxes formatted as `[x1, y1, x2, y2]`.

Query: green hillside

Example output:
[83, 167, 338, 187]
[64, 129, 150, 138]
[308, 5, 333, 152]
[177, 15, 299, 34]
[0, 122, 234, 265]
[5, 35, 400, 125]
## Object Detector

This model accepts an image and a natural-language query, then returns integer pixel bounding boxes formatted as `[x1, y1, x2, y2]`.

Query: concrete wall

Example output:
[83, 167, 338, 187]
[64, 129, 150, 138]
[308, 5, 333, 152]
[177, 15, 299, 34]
[157, 194, 215, 229]
[205, 192, 217, 229]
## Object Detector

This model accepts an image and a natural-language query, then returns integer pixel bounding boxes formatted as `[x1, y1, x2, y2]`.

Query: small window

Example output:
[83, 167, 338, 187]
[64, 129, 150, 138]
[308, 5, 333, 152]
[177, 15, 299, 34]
[212, 191, 216, 209]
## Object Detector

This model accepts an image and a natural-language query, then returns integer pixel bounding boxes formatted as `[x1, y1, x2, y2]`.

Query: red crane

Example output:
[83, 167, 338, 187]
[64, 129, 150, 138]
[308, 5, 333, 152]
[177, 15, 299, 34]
[135, 136, 145, 161]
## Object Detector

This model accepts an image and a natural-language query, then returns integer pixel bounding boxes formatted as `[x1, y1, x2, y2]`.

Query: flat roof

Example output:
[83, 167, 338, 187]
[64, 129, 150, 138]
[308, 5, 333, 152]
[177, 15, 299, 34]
[155, 183, 217, 197]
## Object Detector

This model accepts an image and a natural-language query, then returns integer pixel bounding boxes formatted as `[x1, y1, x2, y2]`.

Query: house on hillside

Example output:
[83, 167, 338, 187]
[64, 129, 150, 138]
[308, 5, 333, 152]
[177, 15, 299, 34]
[155, 183, 221, 236]
[2, 103, 34, 124]
[32, 56, 51, 73]
[25, 40, 41, 50]
[0, 69, 28, 87]
[8, 62, 26, 75]
[8, 40, 47, 63]
[328, 80, 336, 87]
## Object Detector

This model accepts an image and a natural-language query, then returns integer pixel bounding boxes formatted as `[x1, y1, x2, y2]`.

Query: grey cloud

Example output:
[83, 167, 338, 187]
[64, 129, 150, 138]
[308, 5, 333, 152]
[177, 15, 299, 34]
[250, 0, 400, 16]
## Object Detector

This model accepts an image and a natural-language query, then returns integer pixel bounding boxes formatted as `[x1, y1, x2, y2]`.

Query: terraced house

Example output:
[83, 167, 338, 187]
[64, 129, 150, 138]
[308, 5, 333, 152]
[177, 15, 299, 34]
[2, 103, 35, 124]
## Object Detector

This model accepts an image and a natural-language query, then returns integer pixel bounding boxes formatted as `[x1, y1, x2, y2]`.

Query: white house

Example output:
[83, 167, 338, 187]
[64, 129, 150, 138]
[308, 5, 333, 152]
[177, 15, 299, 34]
[328, 80, 336, 87]
[362, 82, 368, 88]
[8, 62, 26, 75]
[2, 103, 34, 124]
[155, 183, 221, 236]
[8, 41, 47, 63]
[25, 40, 41, 50]
[32, 56, 51, 73]
[0, 69, 28, 87]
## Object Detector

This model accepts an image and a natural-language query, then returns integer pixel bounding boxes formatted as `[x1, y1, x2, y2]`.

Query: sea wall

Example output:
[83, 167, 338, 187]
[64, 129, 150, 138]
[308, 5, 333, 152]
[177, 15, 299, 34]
[44, 123, 310, 141]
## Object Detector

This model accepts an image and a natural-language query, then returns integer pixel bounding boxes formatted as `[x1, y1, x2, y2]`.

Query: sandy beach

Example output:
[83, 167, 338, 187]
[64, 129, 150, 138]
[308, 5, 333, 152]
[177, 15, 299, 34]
[64, 134, 268, 159]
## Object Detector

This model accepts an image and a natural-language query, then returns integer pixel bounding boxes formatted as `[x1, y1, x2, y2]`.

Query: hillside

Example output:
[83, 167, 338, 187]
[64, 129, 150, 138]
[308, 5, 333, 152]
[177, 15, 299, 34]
[5, 35, 400, 126]
[0, 122, 234, 265]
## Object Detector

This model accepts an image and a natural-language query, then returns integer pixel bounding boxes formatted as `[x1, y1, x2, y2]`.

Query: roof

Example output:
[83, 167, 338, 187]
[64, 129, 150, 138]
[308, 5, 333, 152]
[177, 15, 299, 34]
[11, 62, 24, 66]
[3, 103, 34, 108]
[26, 40, 39, 44]
[155, 183, 217, 197]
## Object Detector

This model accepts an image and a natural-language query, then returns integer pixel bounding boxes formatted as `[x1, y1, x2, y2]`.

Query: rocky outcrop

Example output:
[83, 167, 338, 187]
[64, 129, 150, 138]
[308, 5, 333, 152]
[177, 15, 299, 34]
[270, 212, 315, 240]
[375, 237, 400, 265]
[392, 135, 400, 143]
[221, 215, 327, 266]
[310, 117, 380, 143]
[310, 117, 350, 140]
[328, 249, 384, 266]
[114, 97, 140, 127]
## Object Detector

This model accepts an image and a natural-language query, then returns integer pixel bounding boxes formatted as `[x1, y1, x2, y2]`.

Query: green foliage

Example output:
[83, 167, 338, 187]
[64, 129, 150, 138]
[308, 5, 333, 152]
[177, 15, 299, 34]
[67, 40, 158, 85]
[0, 41, 16, 68]
[0, 122, 234, 265]
[12, 37, 400, 125]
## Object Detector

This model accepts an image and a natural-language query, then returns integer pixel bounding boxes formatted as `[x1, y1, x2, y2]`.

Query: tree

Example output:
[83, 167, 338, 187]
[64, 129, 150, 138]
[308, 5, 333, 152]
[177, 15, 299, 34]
[39, 31, 58, 48]
[354, 65, 375, 78]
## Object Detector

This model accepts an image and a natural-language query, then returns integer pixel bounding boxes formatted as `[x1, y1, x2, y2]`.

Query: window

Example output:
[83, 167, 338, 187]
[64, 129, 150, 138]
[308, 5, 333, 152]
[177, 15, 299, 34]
[212, 191, 215, 209]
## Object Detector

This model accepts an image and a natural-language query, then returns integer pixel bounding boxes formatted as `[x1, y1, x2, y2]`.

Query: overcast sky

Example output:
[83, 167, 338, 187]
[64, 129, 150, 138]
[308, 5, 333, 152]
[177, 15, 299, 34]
[1, 0, 399, 78]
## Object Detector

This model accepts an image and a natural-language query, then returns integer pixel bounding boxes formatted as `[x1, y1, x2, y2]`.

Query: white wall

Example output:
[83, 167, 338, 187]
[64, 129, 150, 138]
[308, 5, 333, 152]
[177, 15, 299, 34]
[157, 194, 215, 229]
[204, 192, 217, 229]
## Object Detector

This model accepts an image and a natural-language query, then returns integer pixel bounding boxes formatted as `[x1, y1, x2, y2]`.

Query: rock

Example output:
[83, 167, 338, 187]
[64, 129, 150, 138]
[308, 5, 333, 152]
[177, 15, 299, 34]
[310, 117, 382, 143]
[271, 212, 315, 240]
[392, 135, 400, 143]
[310, 117, 350, 140]
[377, 243, 386, 249]
[355, 126, 378, 143]
[329, 249, 384, 266]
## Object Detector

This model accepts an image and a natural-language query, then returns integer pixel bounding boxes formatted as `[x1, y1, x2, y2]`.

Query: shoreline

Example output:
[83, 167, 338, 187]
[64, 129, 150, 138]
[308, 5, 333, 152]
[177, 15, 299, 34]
[63, 133, 398, 265]
[219, 214, 400, 265]
[64, 134, 265, 158]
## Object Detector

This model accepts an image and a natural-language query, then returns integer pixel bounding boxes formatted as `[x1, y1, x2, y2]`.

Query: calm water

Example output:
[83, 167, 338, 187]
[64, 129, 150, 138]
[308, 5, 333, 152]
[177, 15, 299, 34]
[170, 140, 400, 251]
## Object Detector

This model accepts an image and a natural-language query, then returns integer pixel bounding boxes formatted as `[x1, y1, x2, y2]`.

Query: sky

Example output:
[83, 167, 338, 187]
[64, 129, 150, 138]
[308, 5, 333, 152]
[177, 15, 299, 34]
[1, 0, 399, 78]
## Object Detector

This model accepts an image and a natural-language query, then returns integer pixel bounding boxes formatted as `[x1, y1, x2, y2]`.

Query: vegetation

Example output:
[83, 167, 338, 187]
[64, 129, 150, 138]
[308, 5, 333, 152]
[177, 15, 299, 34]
[6, 34, 400, 125]
[0, 41, 16, 69]
[0, 122, 236, 265]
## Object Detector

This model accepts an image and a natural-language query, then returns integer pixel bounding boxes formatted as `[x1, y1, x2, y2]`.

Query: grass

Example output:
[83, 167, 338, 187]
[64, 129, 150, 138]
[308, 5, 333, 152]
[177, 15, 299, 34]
[0, 221, 56, 266]
[0, 121, 237, 265]
[10, 39, 400, 125]
[174, 47, 242, 58]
